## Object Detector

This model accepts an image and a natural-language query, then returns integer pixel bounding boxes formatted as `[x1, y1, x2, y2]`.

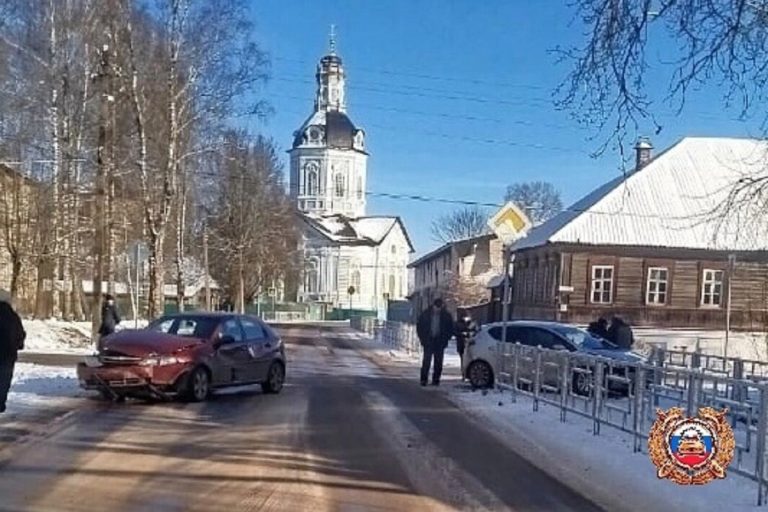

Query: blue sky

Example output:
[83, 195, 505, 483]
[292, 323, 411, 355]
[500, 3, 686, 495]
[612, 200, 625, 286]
[248, 0, 763, 256]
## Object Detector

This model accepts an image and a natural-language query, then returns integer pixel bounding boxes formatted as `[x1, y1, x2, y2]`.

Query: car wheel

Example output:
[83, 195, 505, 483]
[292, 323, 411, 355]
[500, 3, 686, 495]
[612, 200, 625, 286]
[468, 360, 494, 389]
[186, 367, 210, 402]
[261, 362, 285, 394]
[572, 371, 593, 396]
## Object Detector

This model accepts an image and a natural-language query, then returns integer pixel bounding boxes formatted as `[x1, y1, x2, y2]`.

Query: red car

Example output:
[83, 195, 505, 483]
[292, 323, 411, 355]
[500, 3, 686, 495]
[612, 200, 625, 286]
[77, 312, 286, 402]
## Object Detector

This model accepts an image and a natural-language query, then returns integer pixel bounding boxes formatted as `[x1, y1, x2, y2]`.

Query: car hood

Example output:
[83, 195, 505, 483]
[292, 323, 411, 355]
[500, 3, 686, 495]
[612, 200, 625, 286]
[581, 347, 646, 364]
[101, 330, 205, 357]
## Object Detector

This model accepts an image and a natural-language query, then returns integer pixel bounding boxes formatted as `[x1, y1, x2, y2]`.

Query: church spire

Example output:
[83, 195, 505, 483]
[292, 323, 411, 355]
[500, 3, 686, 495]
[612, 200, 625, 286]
[315, 26, 346, 113]
[329, 24, 337, 55]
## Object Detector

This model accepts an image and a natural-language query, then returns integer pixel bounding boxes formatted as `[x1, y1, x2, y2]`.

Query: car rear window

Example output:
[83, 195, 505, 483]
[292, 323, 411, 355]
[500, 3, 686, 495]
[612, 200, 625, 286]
[148, 316, 219, 339]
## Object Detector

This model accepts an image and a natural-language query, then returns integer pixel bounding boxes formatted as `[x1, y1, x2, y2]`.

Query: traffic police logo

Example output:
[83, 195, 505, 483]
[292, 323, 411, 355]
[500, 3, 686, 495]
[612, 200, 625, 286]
[648, 407, 735, 485]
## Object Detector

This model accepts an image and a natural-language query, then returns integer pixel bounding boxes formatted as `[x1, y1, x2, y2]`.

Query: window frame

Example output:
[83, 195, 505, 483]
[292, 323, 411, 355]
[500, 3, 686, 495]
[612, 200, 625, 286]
[646, 266, 669, 306]
[590, 265, 614, 305]
[701, 268, 724, 308]
[240, 317, 267, 341]
[334, 173, 345, 197]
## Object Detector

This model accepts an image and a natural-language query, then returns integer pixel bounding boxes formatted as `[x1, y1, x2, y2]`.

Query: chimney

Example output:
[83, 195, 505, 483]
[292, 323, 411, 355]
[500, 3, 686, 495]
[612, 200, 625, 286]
[635, 136, 653, 170]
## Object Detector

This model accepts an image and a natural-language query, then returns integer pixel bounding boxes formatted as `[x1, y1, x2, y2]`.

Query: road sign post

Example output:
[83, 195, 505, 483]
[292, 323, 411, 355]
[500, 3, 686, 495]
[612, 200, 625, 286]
[487, 202, 533, 384]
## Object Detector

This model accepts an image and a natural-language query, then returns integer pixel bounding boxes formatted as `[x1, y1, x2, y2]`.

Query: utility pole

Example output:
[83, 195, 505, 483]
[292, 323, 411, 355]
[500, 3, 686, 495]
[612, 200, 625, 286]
[135, 242, 140, 328]
[725, 254, 736, 358]
[203, 223, 211, 310]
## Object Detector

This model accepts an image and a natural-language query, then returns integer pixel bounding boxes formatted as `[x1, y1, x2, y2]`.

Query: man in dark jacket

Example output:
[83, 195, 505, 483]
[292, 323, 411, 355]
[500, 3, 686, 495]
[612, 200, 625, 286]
[455, 308, 478, 375]
[587, 317, 609, 339]
[416, 299, 454, 386]
[607, 316, 635, 349]
[98, 294, 121, 349]
[0, 289, 25, 413]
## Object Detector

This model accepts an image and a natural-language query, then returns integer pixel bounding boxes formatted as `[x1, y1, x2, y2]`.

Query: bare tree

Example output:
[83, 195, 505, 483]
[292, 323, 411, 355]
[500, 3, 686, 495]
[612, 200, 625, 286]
[430, 206, 490, 244]
[504, 181, 563, 225]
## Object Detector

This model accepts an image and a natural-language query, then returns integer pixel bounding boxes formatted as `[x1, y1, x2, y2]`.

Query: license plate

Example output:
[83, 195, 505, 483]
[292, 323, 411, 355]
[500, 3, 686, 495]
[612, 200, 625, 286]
[84, 356, 102, 368]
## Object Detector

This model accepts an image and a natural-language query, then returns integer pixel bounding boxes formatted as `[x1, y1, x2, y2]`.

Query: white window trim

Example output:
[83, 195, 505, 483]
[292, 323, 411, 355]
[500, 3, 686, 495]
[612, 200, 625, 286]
[701, 268, 724, 308]
[590, 265, 614, 304]
[646, 266, 669, 306]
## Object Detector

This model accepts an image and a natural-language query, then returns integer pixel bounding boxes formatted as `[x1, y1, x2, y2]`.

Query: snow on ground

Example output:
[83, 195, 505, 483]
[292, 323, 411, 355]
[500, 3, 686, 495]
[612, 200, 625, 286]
[21, 318, 149, 354]
[7, 363, 85, 407]
[348, 327, 766, 512]
[623, 327, 767, 361]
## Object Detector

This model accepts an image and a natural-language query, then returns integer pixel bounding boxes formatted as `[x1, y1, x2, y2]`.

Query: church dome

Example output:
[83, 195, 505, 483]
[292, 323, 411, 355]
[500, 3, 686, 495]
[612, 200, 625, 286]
[292, 111, 365, 152]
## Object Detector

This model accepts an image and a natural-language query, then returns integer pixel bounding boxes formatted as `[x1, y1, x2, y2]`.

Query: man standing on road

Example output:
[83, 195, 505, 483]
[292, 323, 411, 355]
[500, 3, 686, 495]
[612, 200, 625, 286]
[0, 289, 25, 413]
[416, 299, 454, 386]
[98, 294, 121, 350]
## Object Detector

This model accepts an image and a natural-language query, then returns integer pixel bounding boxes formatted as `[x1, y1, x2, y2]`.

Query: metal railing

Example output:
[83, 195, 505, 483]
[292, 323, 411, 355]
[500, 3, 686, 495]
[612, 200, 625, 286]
[350, 317, 423, 356]
[497, 342, 768, 505]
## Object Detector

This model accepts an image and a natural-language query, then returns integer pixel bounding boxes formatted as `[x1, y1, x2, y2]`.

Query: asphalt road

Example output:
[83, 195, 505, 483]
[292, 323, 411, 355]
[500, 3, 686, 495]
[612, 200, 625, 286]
[0, 325, 605, 512]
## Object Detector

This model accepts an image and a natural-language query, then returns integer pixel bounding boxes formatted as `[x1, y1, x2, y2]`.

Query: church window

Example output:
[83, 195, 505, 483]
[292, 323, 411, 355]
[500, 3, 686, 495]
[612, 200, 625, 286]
[351, 270, 361, 292]
[388, 275, 396, 297]
[305, 259, 319, 294]
[391, 245, 397, 256]
[305, 163, 319, 196]
[356, 176, 363, 199]
[334, 173, 345, 197]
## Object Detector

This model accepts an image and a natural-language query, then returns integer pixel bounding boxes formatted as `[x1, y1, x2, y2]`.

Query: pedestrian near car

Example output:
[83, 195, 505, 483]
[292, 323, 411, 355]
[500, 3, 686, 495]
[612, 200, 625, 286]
[607, 316, 635, 349]
[455, 308, 478, 377]
[587, 317, 609, 339]
[0, 289, 25, 413]
[416, 299, 455, 386]
[98, 294, 121, 349]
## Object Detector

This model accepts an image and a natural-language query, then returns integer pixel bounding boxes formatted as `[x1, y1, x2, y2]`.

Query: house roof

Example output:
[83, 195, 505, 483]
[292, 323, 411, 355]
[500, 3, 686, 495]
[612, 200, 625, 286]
[408, 233, 496, 268]
[514, 137, 768, 252]
[300, 213, 415, 252]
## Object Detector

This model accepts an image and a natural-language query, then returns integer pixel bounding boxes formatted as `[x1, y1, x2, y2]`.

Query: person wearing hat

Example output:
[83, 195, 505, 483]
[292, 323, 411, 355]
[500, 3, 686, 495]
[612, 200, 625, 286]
[416, 298, 455, 386]
[98, 293, 121, 349]
[0, 289, 25, 413]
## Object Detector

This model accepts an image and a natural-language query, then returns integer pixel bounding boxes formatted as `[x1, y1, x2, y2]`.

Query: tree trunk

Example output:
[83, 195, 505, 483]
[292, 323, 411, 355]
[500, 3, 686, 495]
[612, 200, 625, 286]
[174, 176, 186, 312]
[147, 231, 165, 319]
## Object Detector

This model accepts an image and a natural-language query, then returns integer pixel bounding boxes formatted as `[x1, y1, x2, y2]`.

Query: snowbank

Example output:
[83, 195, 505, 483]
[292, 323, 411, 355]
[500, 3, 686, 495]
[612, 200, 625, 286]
[3, 363, 84, 417]
[21, 318, 149, 354]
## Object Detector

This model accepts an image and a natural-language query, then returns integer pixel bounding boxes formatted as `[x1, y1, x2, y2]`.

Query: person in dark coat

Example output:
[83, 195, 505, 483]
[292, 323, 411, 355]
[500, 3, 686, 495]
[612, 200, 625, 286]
[0, 289, 26, 413]
[587, 317, 609, 339]
[607, 316, 634, 349]
[454, 308, 478, 376]
[416, 299, 455, 386]
[98, 294, 121, 348]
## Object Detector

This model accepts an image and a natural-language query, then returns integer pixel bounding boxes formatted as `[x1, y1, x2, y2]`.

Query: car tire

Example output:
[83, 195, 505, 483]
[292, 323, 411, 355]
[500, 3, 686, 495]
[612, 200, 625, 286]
[572, 371, 593, 396]
[261, 362, 285, 394]
[467, 360, 494, 389]
[185, 367, 211, 402]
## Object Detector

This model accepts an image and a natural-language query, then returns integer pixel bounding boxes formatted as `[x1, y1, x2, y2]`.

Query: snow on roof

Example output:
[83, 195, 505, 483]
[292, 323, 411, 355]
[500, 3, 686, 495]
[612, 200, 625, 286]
[515, 137, 768, 252]
[302, 213, 414, 250]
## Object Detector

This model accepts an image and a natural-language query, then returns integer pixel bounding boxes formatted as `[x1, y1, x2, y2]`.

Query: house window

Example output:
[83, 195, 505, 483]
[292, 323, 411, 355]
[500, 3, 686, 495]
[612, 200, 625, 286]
[334, 173, 345, 197]
[646, 267, 669, 305]
[590, 265, 614, 304]
[701, 269, 724, 307]
[305, 259, 319, 294]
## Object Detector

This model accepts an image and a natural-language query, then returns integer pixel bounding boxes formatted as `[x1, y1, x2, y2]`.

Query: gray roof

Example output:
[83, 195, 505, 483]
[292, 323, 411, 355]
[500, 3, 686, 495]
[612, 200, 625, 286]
[514, 137, 768, 252]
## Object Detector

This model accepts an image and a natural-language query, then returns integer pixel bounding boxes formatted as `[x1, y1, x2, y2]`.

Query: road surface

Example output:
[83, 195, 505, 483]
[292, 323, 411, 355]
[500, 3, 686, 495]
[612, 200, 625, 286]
[0, 325, 604, 512]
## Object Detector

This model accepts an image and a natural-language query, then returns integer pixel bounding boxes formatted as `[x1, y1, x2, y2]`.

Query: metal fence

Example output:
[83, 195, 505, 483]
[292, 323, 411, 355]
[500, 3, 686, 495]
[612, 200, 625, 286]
[349, 317, 768, 504]
[497, 342, 768, 505]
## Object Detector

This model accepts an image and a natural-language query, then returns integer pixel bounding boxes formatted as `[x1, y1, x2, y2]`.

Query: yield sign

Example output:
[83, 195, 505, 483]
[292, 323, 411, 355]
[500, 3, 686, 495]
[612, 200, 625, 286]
[488, 201, 532, 245]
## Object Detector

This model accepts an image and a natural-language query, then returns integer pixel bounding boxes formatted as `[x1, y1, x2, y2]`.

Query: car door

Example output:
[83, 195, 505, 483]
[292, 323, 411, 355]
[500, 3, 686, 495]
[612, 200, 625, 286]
[211, 317, 249, 385]
[240, 316, 271, 382]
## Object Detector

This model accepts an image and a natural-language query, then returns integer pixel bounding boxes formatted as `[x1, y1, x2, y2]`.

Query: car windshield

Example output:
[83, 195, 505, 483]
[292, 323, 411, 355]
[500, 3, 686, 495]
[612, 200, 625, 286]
[147, 316, 219, 339]
[551, 325, 617, 350]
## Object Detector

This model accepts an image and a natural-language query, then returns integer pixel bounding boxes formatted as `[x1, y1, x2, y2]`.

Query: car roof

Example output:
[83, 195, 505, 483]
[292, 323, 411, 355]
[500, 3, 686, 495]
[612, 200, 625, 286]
[156, 312, 247, 320]
[482, 320, 579, 330]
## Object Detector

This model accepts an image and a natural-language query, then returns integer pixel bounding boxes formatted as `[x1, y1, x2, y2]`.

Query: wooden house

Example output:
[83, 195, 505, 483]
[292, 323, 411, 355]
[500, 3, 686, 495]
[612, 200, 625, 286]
[508, 137, 768, 330]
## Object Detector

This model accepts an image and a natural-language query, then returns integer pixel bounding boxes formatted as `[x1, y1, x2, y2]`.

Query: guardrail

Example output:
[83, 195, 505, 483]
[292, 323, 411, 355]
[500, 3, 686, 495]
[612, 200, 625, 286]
[497, 342, 768, 505]
[350, 317, 423, 356]
[652, 347, 768, 381]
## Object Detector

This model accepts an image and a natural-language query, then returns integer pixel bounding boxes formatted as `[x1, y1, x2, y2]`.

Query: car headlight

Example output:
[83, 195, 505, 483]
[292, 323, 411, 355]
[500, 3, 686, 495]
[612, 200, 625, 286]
[139, 355, 184, 366]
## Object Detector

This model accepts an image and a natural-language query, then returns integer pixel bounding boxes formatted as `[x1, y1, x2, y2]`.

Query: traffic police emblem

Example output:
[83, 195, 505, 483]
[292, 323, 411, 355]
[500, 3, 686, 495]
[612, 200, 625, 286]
[648, 407, 735, 485]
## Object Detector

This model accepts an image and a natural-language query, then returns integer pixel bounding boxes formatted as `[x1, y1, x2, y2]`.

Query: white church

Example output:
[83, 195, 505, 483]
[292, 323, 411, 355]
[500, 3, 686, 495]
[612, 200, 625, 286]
[290, 33, 413, 316]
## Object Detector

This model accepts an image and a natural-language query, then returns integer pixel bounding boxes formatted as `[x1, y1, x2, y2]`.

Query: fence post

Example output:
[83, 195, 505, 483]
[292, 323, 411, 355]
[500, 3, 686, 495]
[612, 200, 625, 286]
[756, 385, 768, 506]
[732, 360, 745, 402]
[533, 348, 542, 412]
[632, 366, 645, 453]
[511, 343, 519, 403]
[653, 348, 665, 408]
[686, 370, 698, 417]
[592, 361, 604, 436]
[560, 353, 569, 422]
